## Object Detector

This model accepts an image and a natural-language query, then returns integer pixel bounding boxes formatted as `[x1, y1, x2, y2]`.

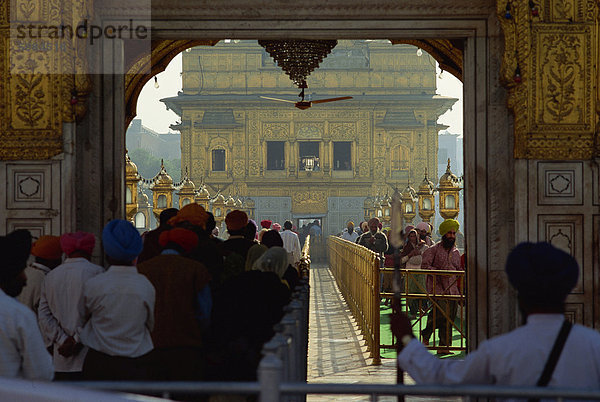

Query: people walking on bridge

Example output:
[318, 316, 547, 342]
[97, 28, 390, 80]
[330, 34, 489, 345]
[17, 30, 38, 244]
[340, 221, 359, 243]
[137, 227, 211, 381]
[38, 231, 103, 380]
[358, 217, 388, 256]
[400, 228, 429, 318]
[392, 241, 600, 387]
[416, 222, 434, 246]
[137, 208, 178, 264]
[0, 229, 53, 381]
[280, 220, 302, 266]
[419, 219, 462, 353]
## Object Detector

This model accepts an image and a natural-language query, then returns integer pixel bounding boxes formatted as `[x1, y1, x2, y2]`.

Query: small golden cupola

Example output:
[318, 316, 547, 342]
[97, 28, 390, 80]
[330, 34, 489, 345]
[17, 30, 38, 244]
[151, 160, 175, 219]
[417, 168, 436, 223]
[125, 151, 140, 221]
[437, 158, 462, 220]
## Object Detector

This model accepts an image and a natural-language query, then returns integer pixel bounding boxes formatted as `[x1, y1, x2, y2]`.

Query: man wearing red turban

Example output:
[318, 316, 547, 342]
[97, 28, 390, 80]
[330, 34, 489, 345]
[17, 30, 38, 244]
[38, 232, 104, 380]
[260, 220, 272, 230]
[17, 235, 63, 312]
[138, 227, 211, 380]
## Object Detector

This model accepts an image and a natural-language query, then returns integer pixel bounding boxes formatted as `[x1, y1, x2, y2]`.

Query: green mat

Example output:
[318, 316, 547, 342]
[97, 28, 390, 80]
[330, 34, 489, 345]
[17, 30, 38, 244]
[379, 303, 466, 360]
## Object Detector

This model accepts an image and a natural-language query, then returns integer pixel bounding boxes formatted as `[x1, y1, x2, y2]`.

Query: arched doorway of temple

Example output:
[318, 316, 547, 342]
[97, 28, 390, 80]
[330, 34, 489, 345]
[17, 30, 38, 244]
[123, 39, 468, 358]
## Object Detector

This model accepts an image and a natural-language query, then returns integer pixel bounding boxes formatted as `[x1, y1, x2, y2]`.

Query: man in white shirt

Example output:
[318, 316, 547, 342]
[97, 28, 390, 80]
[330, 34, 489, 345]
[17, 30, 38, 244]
[38, 231, 103, 381]
[0, 229, 53, 381]
[17, 235, 62, 312]
[392, 241, 600, 390]
[80, 219, 155, 381]
[340, 221, 359, 243]
[279, 220, 302, 266]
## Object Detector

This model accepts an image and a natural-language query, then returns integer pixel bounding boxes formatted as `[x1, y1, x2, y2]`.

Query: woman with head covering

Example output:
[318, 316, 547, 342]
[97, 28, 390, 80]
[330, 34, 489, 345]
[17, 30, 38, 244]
[253, 245, 300, 290]
[0, 230, 54, 380]
[252, 247, 289, 279]
[245, 243, 268, 271]
[80, 219, 155, 381]
[399, 229, 429, 318]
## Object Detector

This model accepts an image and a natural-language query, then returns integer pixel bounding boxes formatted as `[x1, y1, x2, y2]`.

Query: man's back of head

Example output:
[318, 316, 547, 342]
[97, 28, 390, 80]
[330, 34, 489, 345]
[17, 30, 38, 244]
[159, 208, 179, 227]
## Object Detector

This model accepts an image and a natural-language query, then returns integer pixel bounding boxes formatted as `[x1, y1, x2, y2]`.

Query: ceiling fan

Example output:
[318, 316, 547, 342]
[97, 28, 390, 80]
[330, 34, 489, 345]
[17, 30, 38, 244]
[260, 81, 352, 110]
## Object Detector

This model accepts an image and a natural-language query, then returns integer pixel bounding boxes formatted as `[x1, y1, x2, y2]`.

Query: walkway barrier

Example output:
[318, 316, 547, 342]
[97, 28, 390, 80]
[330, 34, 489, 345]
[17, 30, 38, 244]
[327, 236, 381, 365]
[381, 267, 466, 354]
[70, 379, 600, 401]
[261, 277, 310, 402]
[298, 235, 310, 279]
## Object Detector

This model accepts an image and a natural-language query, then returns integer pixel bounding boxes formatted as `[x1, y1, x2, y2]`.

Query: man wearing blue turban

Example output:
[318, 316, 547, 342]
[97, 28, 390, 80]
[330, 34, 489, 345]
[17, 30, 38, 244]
[392, 241, 600, 388]
[79, 219, 156, 380]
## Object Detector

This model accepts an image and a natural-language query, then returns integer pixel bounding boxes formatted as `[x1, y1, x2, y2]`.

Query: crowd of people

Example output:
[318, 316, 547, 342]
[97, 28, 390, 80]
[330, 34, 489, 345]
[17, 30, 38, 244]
[0, 205, 306, 384]
[339, 217, 465, 352]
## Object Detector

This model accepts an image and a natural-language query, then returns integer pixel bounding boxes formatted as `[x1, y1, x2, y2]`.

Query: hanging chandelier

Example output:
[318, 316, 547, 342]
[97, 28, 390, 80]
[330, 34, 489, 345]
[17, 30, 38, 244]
[258, 40, 338, 87]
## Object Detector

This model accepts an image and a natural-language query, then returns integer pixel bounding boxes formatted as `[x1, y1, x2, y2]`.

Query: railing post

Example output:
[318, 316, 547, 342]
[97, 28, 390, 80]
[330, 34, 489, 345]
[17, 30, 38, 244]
[373, 255, 381, 365]
[259, 353, 282, 402]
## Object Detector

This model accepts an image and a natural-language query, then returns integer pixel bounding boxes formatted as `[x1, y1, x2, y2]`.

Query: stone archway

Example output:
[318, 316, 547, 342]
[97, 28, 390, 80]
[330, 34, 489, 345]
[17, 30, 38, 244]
[94, 4, 509, 350]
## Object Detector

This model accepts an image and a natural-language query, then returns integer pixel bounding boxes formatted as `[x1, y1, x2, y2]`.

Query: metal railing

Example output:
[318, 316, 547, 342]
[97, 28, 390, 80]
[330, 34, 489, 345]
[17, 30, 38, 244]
[261, 278, 309, 402]
[381, 267, 466, 353]
[69, 378, 600, 401]
[328, 236, 381, 365]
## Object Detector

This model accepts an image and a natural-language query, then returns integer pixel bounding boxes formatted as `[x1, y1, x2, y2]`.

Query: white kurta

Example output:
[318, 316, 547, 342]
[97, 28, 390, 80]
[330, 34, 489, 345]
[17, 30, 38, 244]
[398, 314, 600, 391]
[37, 257, 104, 372]
[341, 230, 359, 243]
[80, 265, 155, 358]
[0, 289, 53, 380]
[280, 230, 302, 265]
[17, 262, 51, 312]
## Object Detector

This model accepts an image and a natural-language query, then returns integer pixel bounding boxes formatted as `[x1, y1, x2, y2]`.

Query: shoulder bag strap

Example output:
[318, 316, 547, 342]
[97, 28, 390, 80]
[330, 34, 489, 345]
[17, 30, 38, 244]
[529, 319, 572, 402]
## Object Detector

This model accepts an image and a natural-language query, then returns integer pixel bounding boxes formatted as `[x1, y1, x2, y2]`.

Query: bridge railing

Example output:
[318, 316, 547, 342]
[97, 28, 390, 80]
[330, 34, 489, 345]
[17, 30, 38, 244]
[381, 267, 466, 353]
[327, 236, 381, 365]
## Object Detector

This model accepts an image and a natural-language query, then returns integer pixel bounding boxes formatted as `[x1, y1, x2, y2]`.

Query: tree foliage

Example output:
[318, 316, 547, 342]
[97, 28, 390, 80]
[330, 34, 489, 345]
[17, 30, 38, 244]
[129, 148, 181, 182]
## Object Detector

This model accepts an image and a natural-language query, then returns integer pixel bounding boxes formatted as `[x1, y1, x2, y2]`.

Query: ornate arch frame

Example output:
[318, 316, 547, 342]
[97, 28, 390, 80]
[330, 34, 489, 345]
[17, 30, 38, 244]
[90, 12, 510, 349]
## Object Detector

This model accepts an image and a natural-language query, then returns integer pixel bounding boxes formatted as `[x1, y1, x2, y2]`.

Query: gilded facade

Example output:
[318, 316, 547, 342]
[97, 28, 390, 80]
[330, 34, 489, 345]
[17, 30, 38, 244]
[162, 41, 456, 232]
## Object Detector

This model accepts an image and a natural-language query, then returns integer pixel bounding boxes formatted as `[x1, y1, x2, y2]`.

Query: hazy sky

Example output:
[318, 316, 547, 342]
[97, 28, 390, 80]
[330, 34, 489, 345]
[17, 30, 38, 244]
[135, 49, 464, 136]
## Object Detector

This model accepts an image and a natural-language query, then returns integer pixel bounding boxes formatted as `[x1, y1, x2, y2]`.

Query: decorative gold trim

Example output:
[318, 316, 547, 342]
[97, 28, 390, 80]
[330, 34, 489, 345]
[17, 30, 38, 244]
[391, 39, 463, 82]
[498, 0, 599, 160]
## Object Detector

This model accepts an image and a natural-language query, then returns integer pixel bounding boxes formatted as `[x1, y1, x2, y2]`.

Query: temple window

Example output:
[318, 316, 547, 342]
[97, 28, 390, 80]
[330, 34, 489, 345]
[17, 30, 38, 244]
[267, 141, 285, 170]
[212, 149, 226, 171]
[391, 145, 409, 170]
[134, 212, 146, 229]
[333, 141, 352, 171]
[157, 194, 167, 208]
[126, 187, 132, 204]
[299, 142, 320, 171]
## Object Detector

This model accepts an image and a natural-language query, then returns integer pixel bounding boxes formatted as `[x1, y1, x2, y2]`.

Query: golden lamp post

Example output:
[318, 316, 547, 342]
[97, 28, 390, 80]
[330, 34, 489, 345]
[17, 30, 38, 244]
[125, 151, 140, 222]
[401, 180, 418, 225]
[417, 169, 436, 223]
[437, 158, 462, 220]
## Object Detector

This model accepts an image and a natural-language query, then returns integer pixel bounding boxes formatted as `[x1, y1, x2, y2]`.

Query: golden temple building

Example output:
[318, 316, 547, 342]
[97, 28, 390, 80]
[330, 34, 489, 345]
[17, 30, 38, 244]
[162, 40, 456, 234]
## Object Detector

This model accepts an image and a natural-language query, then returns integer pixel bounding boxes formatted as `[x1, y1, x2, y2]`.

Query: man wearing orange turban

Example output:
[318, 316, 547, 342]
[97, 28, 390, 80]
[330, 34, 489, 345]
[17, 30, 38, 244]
[38, 232, 104, 380]
[17, 235, 63, 312]
[168, 204, 224, 289]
